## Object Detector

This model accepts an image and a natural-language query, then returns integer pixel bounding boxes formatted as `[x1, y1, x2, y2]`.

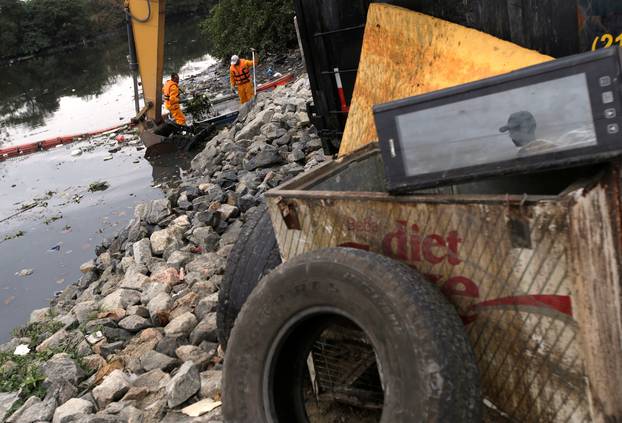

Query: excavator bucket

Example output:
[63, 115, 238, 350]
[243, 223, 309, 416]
[338, 3, 553, 157]
[128, 0, 166, 123]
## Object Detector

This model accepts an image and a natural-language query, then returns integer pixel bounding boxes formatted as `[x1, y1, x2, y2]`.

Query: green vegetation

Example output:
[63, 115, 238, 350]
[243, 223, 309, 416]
[11, 320, 64, 343]
[0, 0, 213, 59]
[1, 319, 93, 412]
[201, 0, 297, 60]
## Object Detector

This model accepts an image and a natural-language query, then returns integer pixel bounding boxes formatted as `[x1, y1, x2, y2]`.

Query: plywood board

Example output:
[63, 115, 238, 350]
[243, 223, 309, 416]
[338, 3, 553, 157]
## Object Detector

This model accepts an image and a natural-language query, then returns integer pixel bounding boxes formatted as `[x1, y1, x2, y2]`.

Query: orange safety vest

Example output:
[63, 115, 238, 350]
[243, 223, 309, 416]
[230, 60, 253, 86]
[162, 80, 180, 108]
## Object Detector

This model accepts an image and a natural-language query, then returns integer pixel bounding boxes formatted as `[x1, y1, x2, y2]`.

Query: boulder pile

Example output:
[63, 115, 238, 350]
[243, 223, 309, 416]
[0, 74, 326, 423]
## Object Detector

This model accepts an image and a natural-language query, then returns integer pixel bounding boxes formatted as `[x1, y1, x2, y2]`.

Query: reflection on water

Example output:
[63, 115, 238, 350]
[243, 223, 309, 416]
[0, 18, 214, 146]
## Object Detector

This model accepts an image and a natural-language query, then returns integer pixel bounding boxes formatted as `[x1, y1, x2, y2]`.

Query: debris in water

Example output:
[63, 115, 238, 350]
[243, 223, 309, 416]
[108, 146, 121, 154]
[3, 230, 25, 241]
[56, 278, 65, 285]
[71, 149, 82, 157]
[103, 155, 113, 161]
[3, 295, 15, 305]
[89, 181, 110, 192]
[15, 269, 33, 277]
[43, 214, 63, 225]
[14, 344, 30, 356]
[115, 135, 125, 143]
[48, 243, 62, 253]
[62, 225, 72, 233]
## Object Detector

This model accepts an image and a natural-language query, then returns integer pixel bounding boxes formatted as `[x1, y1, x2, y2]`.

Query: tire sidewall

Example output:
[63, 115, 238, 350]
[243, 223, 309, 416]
[224, 254, 463, 422]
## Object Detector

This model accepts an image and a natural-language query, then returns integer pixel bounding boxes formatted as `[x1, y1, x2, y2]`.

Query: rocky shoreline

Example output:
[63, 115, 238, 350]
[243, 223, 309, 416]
[0, 73, 325, 422]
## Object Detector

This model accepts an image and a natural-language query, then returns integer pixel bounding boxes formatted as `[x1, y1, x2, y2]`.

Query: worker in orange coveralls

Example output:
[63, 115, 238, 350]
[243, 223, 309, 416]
[230, 49, 258, 104]
[162, 72, 186, 125]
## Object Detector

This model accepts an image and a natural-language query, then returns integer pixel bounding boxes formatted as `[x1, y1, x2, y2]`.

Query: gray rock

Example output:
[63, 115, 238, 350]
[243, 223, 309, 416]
[295, 111, 311, 125]
[200, 370, 222, 399]
[118, 315, 152, 332]
[166, 361, 200, 408]
[177, 192, 192, 210]
[164, 312, 198, 338]
[185, 254, 225, 279]
[36, 329, 70, 353]
[0, 392, 20, 422]
[127, 219, 148, 244]
[217, 204, 239, 220]
[156, 334, 189, 358]
[244, 149, 283, 171]
[195, 293, 219, 321]
[29, 307, 50, 324]
[126, 305, 150, 318]
[6, 396, 56, 423]
[275, 133, 292, 146]
[167, 251, 194, 270]
[175, 345, 211, 370]
[191, 143, 221, 173]
[119, 405, 144, 423]
[140, 349, 179, 372]
[134, 368, 170, 390]
[99, 341, 126, 358]
[71, 301, 98, 324]
[189, 313, 218, 345]
[141, 282, 171, 305]
[100, 289, 141, 311]
[150, 229, 176, 256]
[141, 199, 172, 225]
[42, 353, 85, 386]
[92, 370, 130, 409]
[189, 227, 220, 253]
[235, 110, 274, 141]
[119, 271, 150, 291]
[237, 193, 258, 212]
[288, 148, 305, 162]
[52, 398, 94, 423]
[147, 292, 174, 326]
[80, 260, 96, 274]
[133, 238, 152, 266]
[260, 122, 287, 140]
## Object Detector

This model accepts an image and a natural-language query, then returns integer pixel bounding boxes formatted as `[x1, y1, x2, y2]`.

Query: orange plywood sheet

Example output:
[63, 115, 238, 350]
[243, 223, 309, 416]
[339, 3, 553, 156]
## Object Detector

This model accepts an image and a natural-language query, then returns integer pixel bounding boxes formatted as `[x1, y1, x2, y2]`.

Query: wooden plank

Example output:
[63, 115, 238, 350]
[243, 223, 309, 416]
[568, 165, 622, 422]
[338, 3, 552, 157]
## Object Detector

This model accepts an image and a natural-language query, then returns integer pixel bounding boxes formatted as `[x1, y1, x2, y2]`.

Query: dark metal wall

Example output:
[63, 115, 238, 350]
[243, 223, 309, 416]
[294, 0, 622, 152]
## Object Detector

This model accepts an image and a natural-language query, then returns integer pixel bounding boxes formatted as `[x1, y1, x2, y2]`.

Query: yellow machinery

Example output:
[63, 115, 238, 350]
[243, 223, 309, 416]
[125, 0, 167, 147]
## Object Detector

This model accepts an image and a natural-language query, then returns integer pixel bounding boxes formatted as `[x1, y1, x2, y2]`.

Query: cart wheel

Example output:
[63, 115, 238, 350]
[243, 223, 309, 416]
[223, 247, 481, 423]
[217, 202, 282, 349]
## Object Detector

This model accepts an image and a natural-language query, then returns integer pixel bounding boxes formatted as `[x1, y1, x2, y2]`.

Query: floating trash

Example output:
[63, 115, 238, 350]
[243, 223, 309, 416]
[89, 181, 110, 192]
[15, 269, 33, 277]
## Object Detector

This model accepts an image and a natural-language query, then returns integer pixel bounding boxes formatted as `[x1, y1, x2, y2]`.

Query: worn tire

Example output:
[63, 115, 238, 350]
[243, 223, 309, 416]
[217, 203, 282, 349]
[223, 248, 481, 423]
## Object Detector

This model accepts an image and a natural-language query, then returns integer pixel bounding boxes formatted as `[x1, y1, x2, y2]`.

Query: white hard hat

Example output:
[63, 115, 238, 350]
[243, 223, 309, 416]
[230, 55, 239, 65]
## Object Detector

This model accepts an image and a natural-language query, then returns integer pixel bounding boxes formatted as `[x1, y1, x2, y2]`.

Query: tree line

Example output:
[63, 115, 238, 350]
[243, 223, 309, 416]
[0, 0, 299, 62]
[0, 0, 212, 59]
[201, 0, 298, 61]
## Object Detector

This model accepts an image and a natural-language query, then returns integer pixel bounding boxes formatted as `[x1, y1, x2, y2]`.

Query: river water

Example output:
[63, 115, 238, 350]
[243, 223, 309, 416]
[0, 19, 216, 343]
[0, 18, 216, 147]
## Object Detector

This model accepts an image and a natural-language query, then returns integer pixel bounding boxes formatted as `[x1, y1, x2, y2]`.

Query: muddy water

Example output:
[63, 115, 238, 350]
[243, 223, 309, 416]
[0, 138, 199, 342]
[0, 18, 216, 342]
[0, 18, 215, 147]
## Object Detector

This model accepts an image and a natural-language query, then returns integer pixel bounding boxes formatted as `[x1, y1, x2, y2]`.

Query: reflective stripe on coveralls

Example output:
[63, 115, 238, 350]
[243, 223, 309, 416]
[162, 79, 186, 125]
[230, 58, 257, 104]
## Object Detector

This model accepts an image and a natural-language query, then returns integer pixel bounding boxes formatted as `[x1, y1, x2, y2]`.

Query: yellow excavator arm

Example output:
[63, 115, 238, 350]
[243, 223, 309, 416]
[125, 0, 167, 125]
